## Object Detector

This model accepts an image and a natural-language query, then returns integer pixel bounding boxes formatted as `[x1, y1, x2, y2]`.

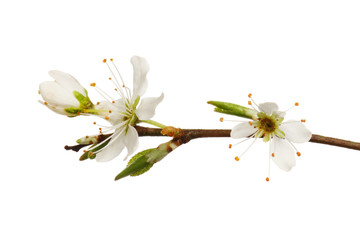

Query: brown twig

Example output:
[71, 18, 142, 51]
[64, 126, 360, 152]
[135, 126, 360, 151]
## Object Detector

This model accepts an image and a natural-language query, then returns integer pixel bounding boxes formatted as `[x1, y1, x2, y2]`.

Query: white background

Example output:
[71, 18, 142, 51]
[1, 0, 360, 239]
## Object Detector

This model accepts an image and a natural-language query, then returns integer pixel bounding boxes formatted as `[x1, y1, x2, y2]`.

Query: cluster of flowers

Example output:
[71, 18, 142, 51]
[39, 56, 311, 180]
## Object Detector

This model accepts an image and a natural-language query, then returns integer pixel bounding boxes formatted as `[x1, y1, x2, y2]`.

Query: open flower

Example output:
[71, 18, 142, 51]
[226, 94, 311, 181]
[85, 56, 164, 162]
[39, 70, 94, 116]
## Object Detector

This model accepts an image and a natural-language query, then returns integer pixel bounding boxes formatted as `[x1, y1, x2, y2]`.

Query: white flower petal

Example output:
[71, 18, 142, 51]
[96, 131, 126, 162]
[272, 137, 296, 171]
[259, 102, 278, 115]
[136, 93, 164, 120]
[131, 56, 149, 99]
[230, 122, 257, 139]
[39, 81, 79, 107]
[280, 121, 312, 143]
[48, 70, 86, 96]
[123, 126, 139, 159]
[38, 100, 73, 116]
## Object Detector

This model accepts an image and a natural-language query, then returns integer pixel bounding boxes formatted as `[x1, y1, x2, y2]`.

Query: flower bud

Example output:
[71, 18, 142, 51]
[207, 101, 257, 119]
[114, 139, 181, 180]
[39, 70, 94, 116]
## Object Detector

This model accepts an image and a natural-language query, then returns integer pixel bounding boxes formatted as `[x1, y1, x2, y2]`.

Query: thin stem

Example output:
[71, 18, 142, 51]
[139, 120, 167, 129]
[65, 126, 360, 152]
[135, 126, 360, 151]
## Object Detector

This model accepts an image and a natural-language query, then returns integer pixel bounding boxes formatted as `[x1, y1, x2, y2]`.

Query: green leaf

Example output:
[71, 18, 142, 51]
[115, 149, 155, 180]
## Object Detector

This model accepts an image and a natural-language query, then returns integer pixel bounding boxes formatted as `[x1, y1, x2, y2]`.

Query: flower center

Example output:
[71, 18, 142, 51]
[259, 117, 276, 133]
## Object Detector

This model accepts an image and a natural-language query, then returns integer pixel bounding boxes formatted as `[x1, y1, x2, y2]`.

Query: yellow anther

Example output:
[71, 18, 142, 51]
[109, 77, 112, 80]
[103, 59, 107, 63]
[112, 101, 115, 103]
[235, 156, 240, 161]
[38, 90, 41, 94]
[105, 116, 110, 120]
[89, 152, 93, 156]
[44, 102, 48, 105]
[220, 117, 224, 122]
[229, 144, 232, 149]
[271, 153, 275, 157]
[110, 58, 113, 61]
[296, 152, 301, 157]
[248, 121, 252, 126]
[96, 102, 100, 105]
[122, 85, 125, 88]
[301, 119, 306, 123]
[248, 101, 252, 105]
[266, 177, 270, 182]
[93, 122, 96, 125]
[295, 102, 299, 106]
[114, 88, 118, 91]
[99, 128, 102, 131]
[90, 83, 96, 87]
[83, 150, 87, 153]
[248, 93, 252, 98]
[86, 136, 89, 138]
[109, 110, 112, 113]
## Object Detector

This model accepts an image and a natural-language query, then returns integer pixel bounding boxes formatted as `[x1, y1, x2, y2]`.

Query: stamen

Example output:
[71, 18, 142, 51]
[235, 156, 240, 161]
[44, 102, 48, 105]
[103, 59, 126, 99]
[220, 117, 224, 122]
[285, 138, 301, 155]
[266, 177, 270, 182]
[236, 137, 257, 160]
[93, 122, 96, 125]
[112, 100, 115, 104]
[110, 58, 126, 87]
[105, 116, 110, 120]
[247, 94, 263, 112]
[96, 102, 100, 105]
[229, 144, 232, 149]
[94, 86, 114, 102]
[284, 102, 299, 112]
[271, 153, 275, 157]
[301, 119, 306, 123]
[248, 121, 252, 126]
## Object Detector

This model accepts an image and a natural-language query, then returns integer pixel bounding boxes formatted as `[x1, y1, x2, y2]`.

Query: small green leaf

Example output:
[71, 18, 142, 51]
[115, 149, 155, 180]
[79, 139, 110, 161]
[73, 90, 94, 109]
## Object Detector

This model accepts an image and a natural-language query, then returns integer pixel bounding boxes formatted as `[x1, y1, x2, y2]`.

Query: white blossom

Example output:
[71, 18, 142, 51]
[88, 56, 164, 162]
[228, 94, 311, 181]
